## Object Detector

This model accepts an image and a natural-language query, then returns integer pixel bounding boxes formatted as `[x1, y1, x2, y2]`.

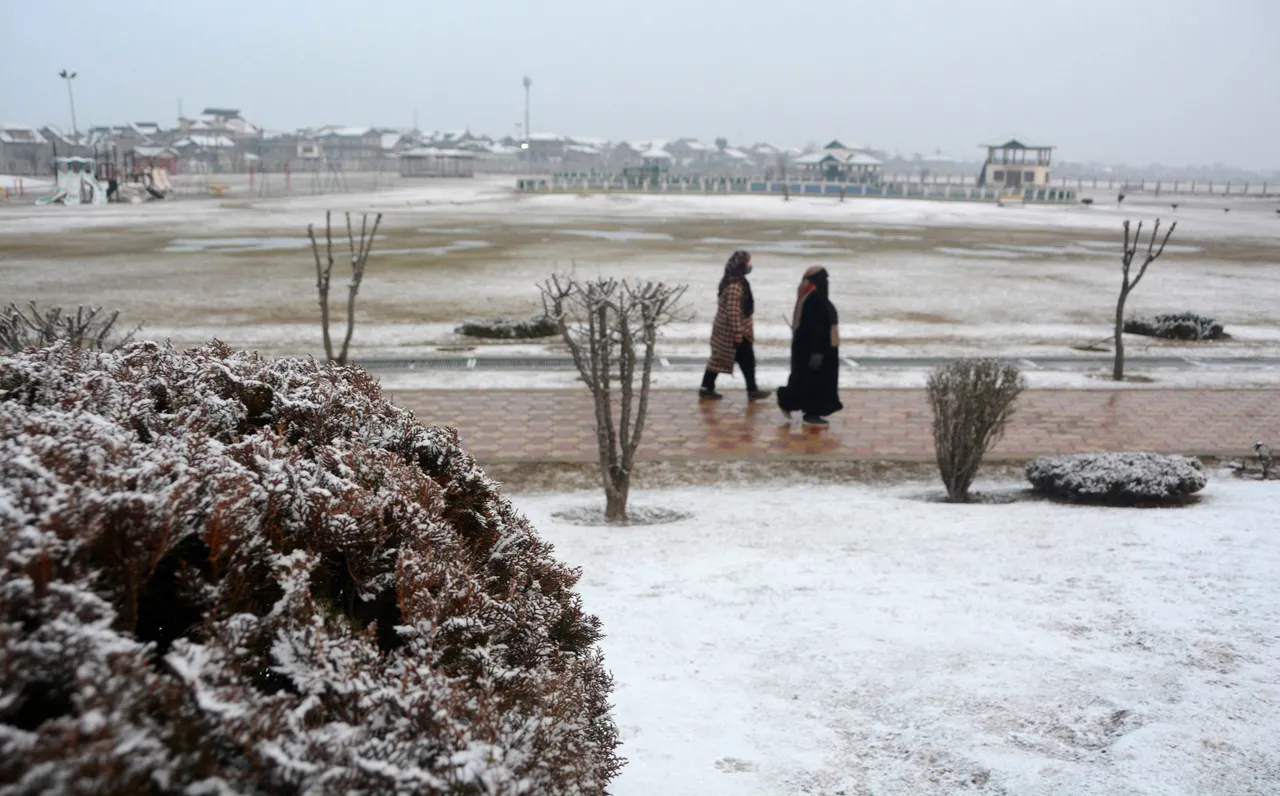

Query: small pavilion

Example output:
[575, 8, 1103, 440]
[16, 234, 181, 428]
[978, 139, 1053, 188]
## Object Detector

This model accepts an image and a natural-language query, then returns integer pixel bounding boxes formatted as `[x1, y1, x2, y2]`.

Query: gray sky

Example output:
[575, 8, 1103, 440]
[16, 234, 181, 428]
[3, 0, 1277, 169]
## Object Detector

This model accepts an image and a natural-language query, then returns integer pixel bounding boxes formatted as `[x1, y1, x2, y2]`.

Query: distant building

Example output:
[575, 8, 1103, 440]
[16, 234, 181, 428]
[978, 139, 1053, 188]
[793, 140, 882, 182]
[313, 127, 383, 169]
[525, 132, 566, 162]
[398, 148, 475, 178]
[640, 149, 673, 172]
[129, 145, 180, 173]
[0, 124, 50, 175]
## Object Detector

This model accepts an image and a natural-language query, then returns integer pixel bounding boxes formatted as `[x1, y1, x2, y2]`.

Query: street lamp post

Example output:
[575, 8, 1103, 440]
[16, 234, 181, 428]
[522, 75, 531, 173]
[58, 69, 79, 142]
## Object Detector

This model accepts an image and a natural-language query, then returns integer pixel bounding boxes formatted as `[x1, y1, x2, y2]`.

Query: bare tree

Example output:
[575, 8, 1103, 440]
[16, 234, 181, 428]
[308, 210, 383, 366]
[778, 152, 790, 201]
[1113, 219, 1176, 380]
[540, 274, 687, 522]
[927, 359, 1026, 503]
[0, 301, 142, 354]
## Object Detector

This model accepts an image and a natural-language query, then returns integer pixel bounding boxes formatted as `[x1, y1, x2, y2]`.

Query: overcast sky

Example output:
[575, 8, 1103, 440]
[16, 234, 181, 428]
[2, 0, 1277, 169]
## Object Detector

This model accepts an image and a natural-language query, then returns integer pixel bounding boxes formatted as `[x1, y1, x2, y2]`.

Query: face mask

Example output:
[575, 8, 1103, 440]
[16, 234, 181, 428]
[745, 265, 753, 275]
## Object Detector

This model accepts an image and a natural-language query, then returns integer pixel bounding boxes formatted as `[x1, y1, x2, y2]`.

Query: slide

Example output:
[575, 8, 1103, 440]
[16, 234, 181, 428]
[36, 189, 68, 205]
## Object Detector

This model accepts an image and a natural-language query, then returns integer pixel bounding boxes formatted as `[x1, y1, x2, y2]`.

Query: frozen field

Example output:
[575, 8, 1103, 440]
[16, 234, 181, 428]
[516, 477, 1280, 795]
[2, 176, 1277, 373]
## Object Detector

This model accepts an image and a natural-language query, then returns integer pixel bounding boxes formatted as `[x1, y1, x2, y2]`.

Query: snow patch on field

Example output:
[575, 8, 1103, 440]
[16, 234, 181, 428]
[516, 479, 1280, 795]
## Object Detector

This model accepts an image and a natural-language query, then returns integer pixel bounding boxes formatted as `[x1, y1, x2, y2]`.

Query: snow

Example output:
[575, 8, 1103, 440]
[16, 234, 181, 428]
[0, 173, 53, 191]
[1026, 453, 1207, 503]
[515, 478, 1280, 795]
[1, 174, 1276, 366]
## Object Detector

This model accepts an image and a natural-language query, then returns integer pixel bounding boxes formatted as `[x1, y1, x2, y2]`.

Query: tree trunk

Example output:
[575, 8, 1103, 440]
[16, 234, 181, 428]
[604, 474, 629, 523]
[1113, 287, 1128, 381]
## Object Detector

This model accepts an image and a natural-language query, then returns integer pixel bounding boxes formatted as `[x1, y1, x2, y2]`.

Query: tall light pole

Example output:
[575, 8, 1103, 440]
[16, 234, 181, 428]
[522, 75, 531, 170]
[59, 69, 79, 142]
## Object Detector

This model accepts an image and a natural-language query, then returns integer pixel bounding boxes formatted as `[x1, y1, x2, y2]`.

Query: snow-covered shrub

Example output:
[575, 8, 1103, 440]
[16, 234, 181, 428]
[1025, 452, 1207, 505]
[927, 359, 1025, 503]
[456, 315, 558, 340]
[1124, 312, 1224, 341]
[0, 341, 620, 795]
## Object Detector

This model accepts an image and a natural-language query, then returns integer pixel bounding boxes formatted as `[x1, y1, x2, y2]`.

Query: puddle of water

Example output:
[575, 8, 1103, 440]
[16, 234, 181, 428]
[935, 247, 1024, 259]
[803, 229, 882, 240]
[556, 229, 675, 242]
[987, 243, 1099, 256]
[419, 227, 479, 234]
[1077, 240, 1201, 254]
[699, 238, 843, 255]
[374, 240, 493, 257]
[164, 236, 314, 253]
[754, 241, 845, 256]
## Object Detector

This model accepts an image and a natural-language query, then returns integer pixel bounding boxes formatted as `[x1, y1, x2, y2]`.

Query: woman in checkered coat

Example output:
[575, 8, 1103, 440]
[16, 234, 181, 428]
[700, 250, 771, 401]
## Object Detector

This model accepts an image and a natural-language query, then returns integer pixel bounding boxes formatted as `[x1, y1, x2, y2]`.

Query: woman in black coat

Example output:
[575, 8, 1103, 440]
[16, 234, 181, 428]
[777, 267, 843, 426]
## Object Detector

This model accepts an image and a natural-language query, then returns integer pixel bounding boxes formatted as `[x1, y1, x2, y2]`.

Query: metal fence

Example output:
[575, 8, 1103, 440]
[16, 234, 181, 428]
[518, 174, 1078, 204]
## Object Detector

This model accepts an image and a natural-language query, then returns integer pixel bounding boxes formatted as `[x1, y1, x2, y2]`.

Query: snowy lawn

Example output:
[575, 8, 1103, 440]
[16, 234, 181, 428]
[514, 478, 1280, 795]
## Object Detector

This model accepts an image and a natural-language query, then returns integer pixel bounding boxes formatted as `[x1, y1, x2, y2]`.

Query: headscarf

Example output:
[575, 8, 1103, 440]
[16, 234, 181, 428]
[791, 267, 828, 331]
[717, 249, 754, 318]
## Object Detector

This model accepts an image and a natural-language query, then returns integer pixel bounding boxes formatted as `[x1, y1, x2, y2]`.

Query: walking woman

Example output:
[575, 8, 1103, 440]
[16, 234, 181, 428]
[700, 250, 770, 401]
[777, 266, 843, 426]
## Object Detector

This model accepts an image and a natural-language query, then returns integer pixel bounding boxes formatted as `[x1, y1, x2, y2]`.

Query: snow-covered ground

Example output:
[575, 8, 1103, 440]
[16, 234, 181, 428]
[0, 173, 52, 193]
[515, 477, 1280, 795]
[1, 175, 1276, 370]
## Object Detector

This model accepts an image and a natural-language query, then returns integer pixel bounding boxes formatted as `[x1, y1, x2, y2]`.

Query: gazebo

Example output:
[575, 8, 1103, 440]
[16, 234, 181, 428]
[398, 148, 475, 178]
[978, 139, 1053, 188]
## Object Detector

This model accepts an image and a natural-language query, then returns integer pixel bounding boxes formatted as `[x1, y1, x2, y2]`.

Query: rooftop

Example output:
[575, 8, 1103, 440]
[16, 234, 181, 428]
[984, 138, 1053, 150]
[0, 124, 46, 144]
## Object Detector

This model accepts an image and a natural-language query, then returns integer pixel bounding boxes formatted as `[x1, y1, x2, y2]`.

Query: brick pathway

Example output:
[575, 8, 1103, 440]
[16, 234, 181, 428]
[388, 389, 1279, 464]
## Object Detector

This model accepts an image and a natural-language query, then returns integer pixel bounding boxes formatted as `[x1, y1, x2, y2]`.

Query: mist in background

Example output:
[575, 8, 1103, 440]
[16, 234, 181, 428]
[2, 0, 1277, 169]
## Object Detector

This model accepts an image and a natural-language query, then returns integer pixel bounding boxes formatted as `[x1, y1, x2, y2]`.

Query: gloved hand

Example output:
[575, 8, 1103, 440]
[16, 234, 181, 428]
[808, 353, 823, 370]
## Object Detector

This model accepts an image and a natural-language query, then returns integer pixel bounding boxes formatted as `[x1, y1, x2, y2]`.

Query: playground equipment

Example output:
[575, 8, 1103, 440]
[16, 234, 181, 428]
[38, 157, 109, 205]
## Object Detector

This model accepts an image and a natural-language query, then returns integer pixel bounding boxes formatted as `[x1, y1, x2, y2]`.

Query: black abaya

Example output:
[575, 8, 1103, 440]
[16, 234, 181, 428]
[777, 278, 843, 418]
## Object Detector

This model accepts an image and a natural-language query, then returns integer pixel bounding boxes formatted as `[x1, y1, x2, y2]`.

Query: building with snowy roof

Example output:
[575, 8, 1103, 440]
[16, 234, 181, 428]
[978, 138, 1054, 188]
[793, 140, 882, 182]
[0, 124, 51, 176]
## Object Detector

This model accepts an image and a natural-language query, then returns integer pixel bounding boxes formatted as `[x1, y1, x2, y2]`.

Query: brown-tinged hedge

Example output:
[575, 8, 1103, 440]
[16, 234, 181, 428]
[0, 341, 620, 795]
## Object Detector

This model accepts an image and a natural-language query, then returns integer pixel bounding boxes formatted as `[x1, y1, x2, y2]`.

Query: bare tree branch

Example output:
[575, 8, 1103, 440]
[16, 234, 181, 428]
[1, 302, 144, 353]
[1113, 219, 1177, 380]
[537, 274, 687, 521]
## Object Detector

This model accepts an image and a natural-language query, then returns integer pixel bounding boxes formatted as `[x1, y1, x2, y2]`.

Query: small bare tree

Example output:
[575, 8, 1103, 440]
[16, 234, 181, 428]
[0, 301, 142, 354]
[927, 359, 1026, 503]
[1113, 219, 1176, 380]
[540, 274, 687, 522]
[307, 210, 383, 366]
[778, 152, 790, 201]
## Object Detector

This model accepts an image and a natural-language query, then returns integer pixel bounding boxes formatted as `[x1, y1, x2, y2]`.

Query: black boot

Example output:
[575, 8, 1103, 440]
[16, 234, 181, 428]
[699, 369, 723, 400]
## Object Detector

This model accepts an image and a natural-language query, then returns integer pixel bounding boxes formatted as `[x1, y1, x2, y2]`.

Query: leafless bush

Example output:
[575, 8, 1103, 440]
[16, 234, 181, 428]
[308, 210, 382, 365]
[927, 358, 1026, 502]
[540, 274, 687, 522]
[0, 301, 142, 353]
[1113, 219, 1176, 380]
